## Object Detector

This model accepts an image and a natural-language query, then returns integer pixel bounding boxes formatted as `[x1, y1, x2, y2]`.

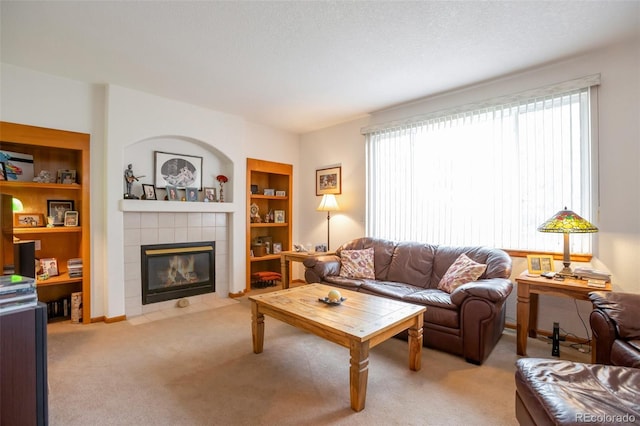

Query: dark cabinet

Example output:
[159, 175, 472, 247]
[0, 303, 48, 425]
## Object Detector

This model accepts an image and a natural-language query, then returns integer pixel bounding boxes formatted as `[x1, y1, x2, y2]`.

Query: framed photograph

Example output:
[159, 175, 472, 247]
[0, 162, 6, 181]
[186, 187, 199, 202]
[263, 188, 275, 196]
[142, 184, 157, 200]
[275, 190, 286, 197]
[272, 243, 282, 254]
[166, 185, 180, 201]
[48, 200, 75, 226]
[527, 254, 555, 275]
[204, 187, 217, 202]
[58, 169, 77, 184]
[315, 244, 328, 252]
[14, 213, 44, 227]
[316, 166, 342, 195]
[40, 258, 59, 277]
[250, 184, 258, 194]
[64, 211, 79, 227]
[274, 210, 285, 223]
[154, 151, 203, 190]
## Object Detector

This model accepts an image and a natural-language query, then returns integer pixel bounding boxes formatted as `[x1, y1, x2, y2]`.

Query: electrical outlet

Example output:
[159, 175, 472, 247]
[34, 240, 41, 250]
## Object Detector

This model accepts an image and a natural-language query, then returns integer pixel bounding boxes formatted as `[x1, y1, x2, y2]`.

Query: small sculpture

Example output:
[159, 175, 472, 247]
[33, 170, 55, 183]
[124, 164, 144, 199]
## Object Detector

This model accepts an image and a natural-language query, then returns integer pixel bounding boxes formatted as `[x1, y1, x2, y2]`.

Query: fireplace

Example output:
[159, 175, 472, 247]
[141, 241, 215, 305]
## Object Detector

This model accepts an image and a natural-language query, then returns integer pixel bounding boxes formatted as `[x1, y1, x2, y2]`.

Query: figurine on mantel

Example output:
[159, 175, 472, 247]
[124, 164, 144, 199]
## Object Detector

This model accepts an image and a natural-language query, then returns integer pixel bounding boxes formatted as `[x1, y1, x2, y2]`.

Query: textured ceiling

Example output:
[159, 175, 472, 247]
[1, 1, 639, 134]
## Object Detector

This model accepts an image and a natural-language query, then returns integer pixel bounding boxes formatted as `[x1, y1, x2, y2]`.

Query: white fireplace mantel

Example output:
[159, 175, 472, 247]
[119, 199, 237, 213]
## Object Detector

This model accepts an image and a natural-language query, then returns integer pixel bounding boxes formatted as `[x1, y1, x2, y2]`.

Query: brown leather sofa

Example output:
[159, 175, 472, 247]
[303, 237, 513, 365]
[515, 358, 640, 425]
[589, 291, 640, 368]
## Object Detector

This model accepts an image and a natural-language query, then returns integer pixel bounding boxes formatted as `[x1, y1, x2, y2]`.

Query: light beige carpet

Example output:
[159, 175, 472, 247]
[46, 296, 589, 426]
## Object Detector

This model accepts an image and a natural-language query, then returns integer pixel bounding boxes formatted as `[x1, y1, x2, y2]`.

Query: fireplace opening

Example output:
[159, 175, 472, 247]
[141, 241, 215, 305]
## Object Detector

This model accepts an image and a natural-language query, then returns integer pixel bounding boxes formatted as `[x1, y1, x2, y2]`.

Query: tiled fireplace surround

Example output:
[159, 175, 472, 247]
[122, 211, 228, 317]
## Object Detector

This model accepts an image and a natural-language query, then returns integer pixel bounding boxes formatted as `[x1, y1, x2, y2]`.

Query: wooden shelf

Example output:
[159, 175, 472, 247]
[250, 223, 288, 228]
[36, 272, 82, 287]
[250, 194, 288, 200]
[14, 226, 81, 235]
[250, 254, 281, 262]
[0, 181, 81, 191]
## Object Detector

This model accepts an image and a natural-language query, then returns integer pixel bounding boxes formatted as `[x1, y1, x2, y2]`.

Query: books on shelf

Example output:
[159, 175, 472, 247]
[0, 274, 38, 314]
[67, 258, 83, 278]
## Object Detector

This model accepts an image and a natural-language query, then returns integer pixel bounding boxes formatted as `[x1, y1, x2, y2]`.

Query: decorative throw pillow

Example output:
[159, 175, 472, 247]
[339, 247, 375, 279]
[438, 253, 487, 293]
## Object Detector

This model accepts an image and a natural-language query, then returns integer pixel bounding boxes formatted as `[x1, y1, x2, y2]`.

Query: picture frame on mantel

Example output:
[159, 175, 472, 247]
[154, 151, 203, 190]
[316, 166, 342, 195]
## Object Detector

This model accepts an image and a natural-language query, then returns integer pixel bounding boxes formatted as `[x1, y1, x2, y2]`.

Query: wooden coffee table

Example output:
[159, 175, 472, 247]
[249, 283, 426, 411]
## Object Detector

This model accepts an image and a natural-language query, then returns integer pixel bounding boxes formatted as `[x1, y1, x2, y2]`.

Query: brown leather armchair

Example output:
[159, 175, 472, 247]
[589, 291, 640, 368]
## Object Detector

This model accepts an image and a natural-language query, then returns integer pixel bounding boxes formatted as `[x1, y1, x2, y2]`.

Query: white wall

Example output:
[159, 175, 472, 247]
[300, 36, 640, 338]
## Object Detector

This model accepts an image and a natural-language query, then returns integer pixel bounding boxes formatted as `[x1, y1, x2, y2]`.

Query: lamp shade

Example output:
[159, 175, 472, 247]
[12, 197, 24, 212]
[317, 194, 339, 212]
[537, 207, 598, 234]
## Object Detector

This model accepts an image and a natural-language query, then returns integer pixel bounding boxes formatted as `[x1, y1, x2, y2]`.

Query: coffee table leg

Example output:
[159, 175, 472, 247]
[408, 315, 424, 371]
[251, 300, 264, 354]
[349, 340, 370, 412]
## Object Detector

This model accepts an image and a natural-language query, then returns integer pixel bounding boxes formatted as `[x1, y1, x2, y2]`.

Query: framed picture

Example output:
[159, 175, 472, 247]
[527, 254, 555, 275]
[58, 169, 77, 184]
[154, 151, 203, 190]
[166, 185, 180, 201]
[142, 184, 157, 200]
[48, 200, 75, 226]
[316, 166, 342, 195]
[315, 244, 328, 252]
[263, 188, 275, 196]
[250, 184, 258, 194]
[186, 187, 198, 202]
[0, 162, 6, 181]
[272, 242, 282, 254]
[64, 211, 79, 226]
[204, 187, 217, 202]
[274, 210, 285, 223]
[14, 213, 44, 227]
[40, 258, 59, 277]
[275, 190, 286, 197]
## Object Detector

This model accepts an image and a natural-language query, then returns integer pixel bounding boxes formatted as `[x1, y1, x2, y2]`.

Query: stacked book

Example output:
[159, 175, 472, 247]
[68, 258, 83, 278]
[0, 275, 38, 314]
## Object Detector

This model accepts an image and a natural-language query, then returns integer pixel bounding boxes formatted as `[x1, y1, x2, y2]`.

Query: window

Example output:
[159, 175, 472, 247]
[363, 76, 599, 254]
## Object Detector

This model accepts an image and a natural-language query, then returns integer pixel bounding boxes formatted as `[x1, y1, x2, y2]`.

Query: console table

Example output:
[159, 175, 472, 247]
[279, 251, 335, 289]
[515, 272, 612, 361]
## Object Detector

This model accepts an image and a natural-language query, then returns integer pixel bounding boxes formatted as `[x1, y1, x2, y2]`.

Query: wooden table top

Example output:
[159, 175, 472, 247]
[249, 283, 425, 343]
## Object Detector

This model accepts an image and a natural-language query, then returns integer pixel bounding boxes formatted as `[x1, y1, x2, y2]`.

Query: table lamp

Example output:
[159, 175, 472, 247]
[317, 194, 339, 250]
[537, 207, 598, 277]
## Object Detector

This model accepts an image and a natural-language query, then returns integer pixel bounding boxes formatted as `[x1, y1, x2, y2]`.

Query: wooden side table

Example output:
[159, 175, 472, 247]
[280, 251, 336, 289]
[515, 272, 612, 362]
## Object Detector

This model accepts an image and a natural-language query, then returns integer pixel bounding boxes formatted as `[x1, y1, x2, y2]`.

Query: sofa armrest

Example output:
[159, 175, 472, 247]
[303, 255, 341, 283]
[589, 291, 640, 340]
[450, 278, 513, 306]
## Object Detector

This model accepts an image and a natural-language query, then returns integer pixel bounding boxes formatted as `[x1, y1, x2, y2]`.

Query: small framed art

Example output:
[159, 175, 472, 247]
[316, 166, 342, 195]
[186, 187, 198, 202]
[272, 243, 282, 254]
[527, 254, 555, 275]
[166, 185, 179, 201]
[14, 213, 44, 227]
[48, 200, 75, 226]
[263, 188, 275, 196]
[154, 151, 203, 190]
[64, 211, 79, 227]
[142, 184, 157, 200]
[275, 190, 286, 197]
[274, 210, 285, 223]
[204, 187, 217, 202]
[58, 169, 77, 184]
[41, 258, 59, 277]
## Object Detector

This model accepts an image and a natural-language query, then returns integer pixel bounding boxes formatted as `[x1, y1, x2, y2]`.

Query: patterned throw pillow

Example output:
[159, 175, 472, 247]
[438, 253, 487, 293]
[339, 247, 375, 279]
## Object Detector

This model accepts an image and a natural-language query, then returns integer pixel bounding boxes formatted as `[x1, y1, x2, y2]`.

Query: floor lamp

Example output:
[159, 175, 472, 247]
[317, 194, 339, 250]
[537, 207, 598, 277]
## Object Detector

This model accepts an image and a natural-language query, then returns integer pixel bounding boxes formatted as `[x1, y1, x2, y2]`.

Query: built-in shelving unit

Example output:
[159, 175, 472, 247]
[246, 158, 292, 292]
[0, 121, 91, 323]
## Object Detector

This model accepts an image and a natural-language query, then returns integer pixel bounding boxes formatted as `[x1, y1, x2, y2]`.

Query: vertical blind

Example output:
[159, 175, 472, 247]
[364, 78, 598, 254]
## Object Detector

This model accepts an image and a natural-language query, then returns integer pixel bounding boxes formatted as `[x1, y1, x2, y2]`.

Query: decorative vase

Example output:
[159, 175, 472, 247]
[219, 185, 224, 202]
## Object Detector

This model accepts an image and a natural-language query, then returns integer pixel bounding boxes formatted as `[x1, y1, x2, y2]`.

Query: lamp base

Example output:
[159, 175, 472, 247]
[556, 266, 576, 278]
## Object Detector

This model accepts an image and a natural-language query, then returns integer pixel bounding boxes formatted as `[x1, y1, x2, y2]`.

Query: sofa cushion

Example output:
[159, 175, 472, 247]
[339, 247, 375, 279]
[403, 288, 458, 310]
[386, 242, 436, 288]
[359, 280, 421, 300]
[324, 275, 364, 290]
[437, 253, 487, 293]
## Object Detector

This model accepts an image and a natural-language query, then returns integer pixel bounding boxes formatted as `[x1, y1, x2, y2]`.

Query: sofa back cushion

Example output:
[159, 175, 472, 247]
[386, 242, 436, 288]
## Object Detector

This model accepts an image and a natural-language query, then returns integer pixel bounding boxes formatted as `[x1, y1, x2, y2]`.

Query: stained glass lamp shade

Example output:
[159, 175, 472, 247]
[537, 207, 598, 276]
